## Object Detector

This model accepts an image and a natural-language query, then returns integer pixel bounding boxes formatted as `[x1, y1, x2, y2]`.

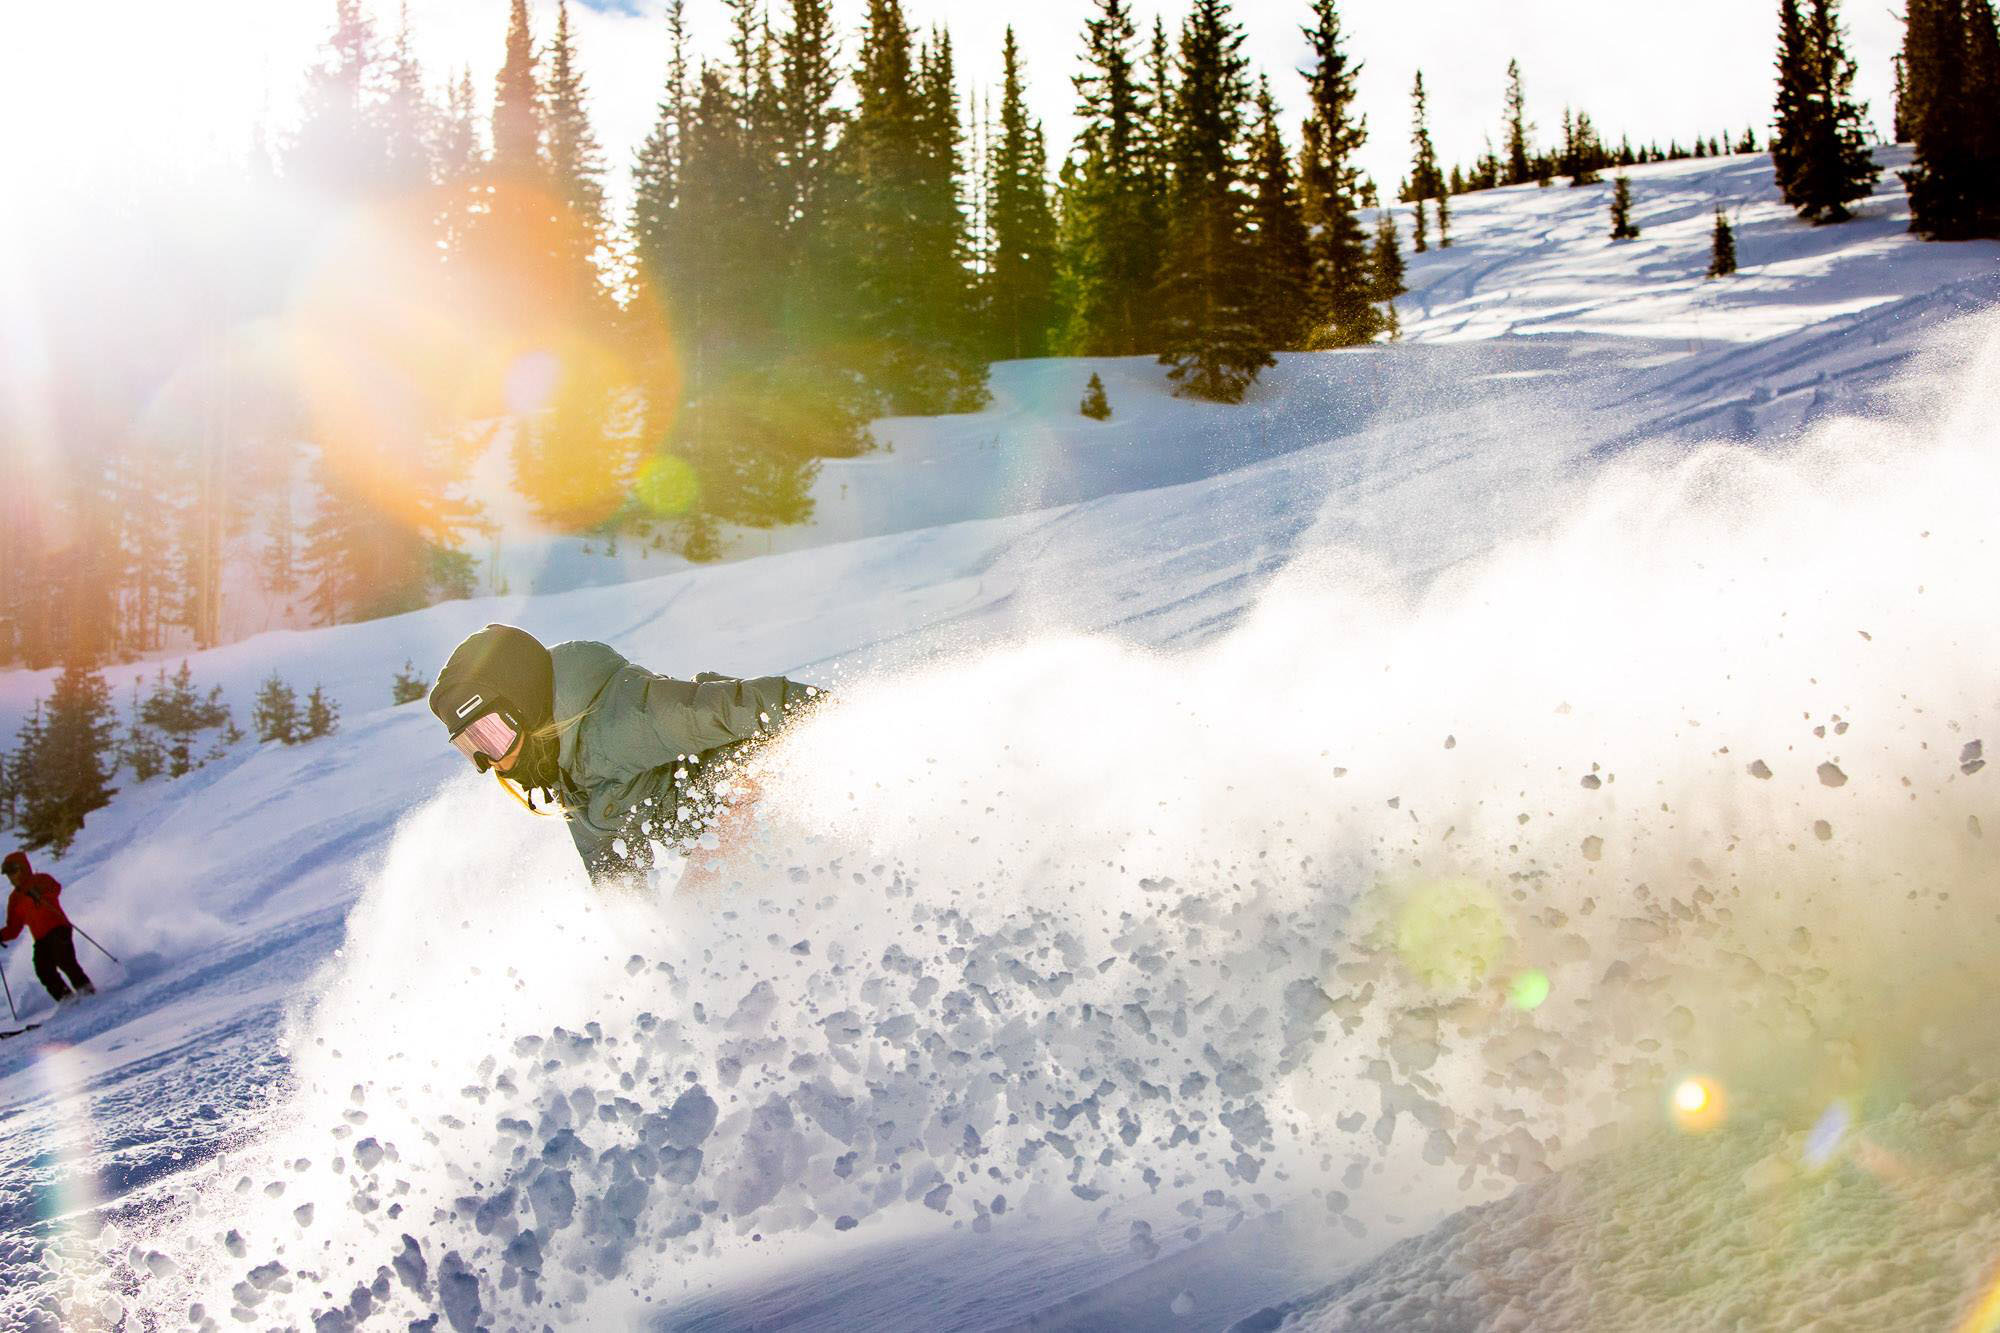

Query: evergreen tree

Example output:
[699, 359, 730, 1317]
[1502, 60, 1533, 185]
[1774, 0, 1879, 222]
[775, 0, 848, 349]
[435, 67, 484, 263]
[1300, 0, 1382, 347]
[291, 0, 390, 195]
[1902, 0, 2000, 238]
[391, 659, 431, 705]
[986, 28, 1061, 361]
[1060, 0, 1158, 356]
[1153, 0, 1271, 402]
[254, 675, 304, 745]
[1080, 372, 1113, 420]
[1610, 173, 1641, 238]
[304, 438, 478, 624]
[544, 0, 610, 290]
[910, 28, 987, 409]
[142, 662, 205, 777]
[839, 0, 989, 412]
[492, 0, 542, 181]
[382, 2, 434, 192]
[17, 661, 119, 855]
[1370, 209, 1406, 310]
[120, 676, 167, 784]
[631, 0, 691, 315]
[305, 686, 342, 741]
[1563, 109, 1605, 184]
[1708, 206, 1739, 275]
[2, 707, 44, 832]
[1408, 71, 1449, 249]
[1248, 77, 1313, 351]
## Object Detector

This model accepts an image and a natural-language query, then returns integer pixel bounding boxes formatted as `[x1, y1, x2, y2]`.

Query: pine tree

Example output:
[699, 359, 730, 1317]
[391, 659, 431, 705]
[909, 28, 987, 411]
[142, 662, 206, 777]
[492, 0, 542, 181]
[17, 661, 119, 855]
[1080, 372, 1113, 420]
[435, 67, 484, 263]
[254, 675, 304, 745]
[1300, 0, 1382, 347]
[1371, 209, 1406, 309]
[839, 0, 990, 413]
[1408, 71, 1449, 249]
[1, 707, 44, 832]
[292, 0, 390, 195]
[305, 686, 341, 741]
[1708, 206, 1739, 275]
[775, 0, 848, 348]
[1248, 77, 1312, 351]
[1502, 60, 1533, 185]
[120, 681, 167, 783]
[1153, 0, 1271, 402]
[1902, 0, 2000, 238]
[382, 2, 434, 192]
[986, 28, 1061, 361]
[544, 0, 609, 291]
[304, 438, 478, 623]
[1610, 174, 1641, 239]
[631, 0, 691, 314]
[1060, 0, 1158, 356]
[1773, 0, 1879, 222]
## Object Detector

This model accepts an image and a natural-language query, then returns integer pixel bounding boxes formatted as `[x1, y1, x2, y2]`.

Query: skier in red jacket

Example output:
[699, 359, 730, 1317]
[1, 852, 94, 1003]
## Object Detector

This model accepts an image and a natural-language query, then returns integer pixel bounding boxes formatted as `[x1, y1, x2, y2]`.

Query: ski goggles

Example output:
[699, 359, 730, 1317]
[449, 710, 521, 773]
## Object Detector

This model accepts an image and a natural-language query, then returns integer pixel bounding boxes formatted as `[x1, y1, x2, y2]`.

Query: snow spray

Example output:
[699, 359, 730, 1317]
[95, 309, 2000, 1329]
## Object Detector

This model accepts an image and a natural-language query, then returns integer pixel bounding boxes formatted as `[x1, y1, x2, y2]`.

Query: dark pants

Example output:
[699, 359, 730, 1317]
[33, 926, 93, 1002]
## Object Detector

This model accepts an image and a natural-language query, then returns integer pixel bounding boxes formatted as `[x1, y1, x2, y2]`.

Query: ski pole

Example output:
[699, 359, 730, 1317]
[0, 957, 16, 1023]
[70, 925, 118, 966]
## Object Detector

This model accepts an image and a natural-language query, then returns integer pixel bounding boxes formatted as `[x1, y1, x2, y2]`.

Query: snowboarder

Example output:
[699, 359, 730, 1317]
[428, 624, 824, 885]
[1, 851, 95, 1003]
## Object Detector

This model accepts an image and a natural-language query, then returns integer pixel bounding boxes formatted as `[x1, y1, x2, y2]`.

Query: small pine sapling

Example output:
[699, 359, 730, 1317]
[1610, 175, 1640, 239]
[305, 686, 341, 741]
[253, 674, 302, 745]
[391, 659, 431, 705]
[1080, 373, 1112, 421]
[1708, 206, 1738, 276]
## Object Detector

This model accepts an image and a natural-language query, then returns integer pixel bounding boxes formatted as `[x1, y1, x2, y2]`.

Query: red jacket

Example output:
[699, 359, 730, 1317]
[2, 855, 69, 944]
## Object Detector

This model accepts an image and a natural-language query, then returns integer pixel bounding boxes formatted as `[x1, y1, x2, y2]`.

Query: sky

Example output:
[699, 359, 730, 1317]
[12, 0, 1908, 236]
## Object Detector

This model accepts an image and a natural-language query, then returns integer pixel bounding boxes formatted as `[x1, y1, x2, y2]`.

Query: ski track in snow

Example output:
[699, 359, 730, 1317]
[1, 152, 1998, 1331]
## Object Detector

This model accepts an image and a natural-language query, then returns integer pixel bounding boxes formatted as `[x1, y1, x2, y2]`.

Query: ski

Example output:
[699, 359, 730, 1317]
[0, 1023, 42, 1041]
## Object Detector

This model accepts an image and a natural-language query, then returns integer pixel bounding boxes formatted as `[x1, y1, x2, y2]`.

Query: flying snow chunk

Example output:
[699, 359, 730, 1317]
[1817, 762, 1848, 788]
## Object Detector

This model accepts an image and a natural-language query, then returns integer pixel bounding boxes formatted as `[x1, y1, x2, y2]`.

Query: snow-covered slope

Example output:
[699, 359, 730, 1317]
[2, 152, 1997, 1332]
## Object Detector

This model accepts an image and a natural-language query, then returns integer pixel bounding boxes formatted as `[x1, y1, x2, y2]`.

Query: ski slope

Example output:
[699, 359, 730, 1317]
[2, 150, 1998, 1331]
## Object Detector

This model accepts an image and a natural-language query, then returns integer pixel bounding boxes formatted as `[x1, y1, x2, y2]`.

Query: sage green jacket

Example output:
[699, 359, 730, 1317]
[548, 640, 814, 875]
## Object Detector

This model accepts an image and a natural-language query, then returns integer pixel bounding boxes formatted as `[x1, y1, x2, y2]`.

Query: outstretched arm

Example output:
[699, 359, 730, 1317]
[637, 671, 820, 757]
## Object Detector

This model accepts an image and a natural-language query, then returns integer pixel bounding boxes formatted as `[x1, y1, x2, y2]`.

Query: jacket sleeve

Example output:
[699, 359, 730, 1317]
[0, 892, 21, 944]
[636, 671, 817, 757]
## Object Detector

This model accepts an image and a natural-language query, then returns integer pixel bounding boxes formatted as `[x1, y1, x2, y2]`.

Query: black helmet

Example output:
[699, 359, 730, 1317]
[429, 625, 555, 740]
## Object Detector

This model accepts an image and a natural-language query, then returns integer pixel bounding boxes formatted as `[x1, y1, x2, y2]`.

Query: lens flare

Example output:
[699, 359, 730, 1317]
[1671, 1075, 1725, 1132]
[1803, 1099, 1852, 1170]
[635, 453, 700, 517]
[1508, 969, 1551, 1010]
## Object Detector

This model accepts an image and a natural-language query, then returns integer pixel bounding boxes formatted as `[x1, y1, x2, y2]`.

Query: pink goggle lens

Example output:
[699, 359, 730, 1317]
[450, 712, 520, 768]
